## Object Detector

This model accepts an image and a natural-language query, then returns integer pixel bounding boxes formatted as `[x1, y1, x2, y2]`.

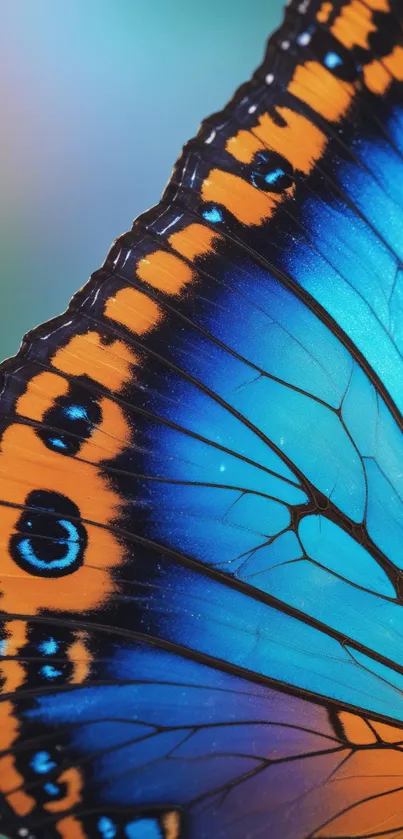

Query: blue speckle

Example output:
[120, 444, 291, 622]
[0, 639, 7, 655]
[265, 168, 286, 185]
[49, 437, 67, 450]
[44, 782, 59, 796]
[64, 404, 89, 421]
[125, 819, 162, 839]
[38, 637, 58, 656]
[41, 664, 62, 680]
[30, 751, 56, 774]
[325, 51, 343, 70]
[98, 817, 117, 839]
[202, 206, 223, 223]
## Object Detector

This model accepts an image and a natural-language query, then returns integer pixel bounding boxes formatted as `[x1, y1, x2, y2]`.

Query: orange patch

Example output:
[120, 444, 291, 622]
[0, 622, 27, 697]
[314, 789, 403, 837]
[163, 811, 181, 839]
[364, 0, 389, 9]
[370, 718, 403, 743]
[79, 396, 131, 464]
[69, 631, 91, 684]
[169, 223, 220, 261]
[57, 817, 87, 839]
[383, 45, 403, 82]
[0, 423, 122, 527]
[53, 331, 138, 392]
[331, 0, 376, 50]
[105, 287, 162, 335]
[16, 372, 69, 422]
[0, 703, 24, 813]
[226, 130, 265, 164]
[338, 711, 377, 745]
[312, 749, 403, 837]
[333, 748, 403, 793]
[6, 788, 35, 817]
[363, 58, 390, 94]
[0, 754, 26, 793]
[317, 1, 333, 23]
[0, 701, 19, 752]
[289, 62, 354, 122]
[201, 168, 289, 225]
[0, 660, 25, 694]
[3, 619, 27, 655]
[137, 250, 193, 295]
[251, 107, 326, 174]
[44, 767, 82, 813]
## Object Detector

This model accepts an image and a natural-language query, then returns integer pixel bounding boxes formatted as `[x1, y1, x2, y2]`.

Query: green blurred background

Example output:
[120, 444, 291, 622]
[0, 0, 283, 361]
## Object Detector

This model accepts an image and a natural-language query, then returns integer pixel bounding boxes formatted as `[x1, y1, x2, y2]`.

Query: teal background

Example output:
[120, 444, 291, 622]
[0, 1, 283, 361]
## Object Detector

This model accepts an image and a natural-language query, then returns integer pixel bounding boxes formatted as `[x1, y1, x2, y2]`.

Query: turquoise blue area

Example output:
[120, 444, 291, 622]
[298, 515, 394, 597]
[139, 264, 402, 585]
[285, 200, 403, 417]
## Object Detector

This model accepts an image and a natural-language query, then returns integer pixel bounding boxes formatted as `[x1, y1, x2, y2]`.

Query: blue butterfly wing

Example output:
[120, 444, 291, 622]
[2, 1, 403, 837]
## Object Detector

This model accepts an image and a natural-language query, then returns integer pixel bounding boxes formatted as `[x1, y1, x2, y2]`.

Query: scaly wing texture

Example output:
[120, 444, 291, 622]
[1, 1, 403, 837]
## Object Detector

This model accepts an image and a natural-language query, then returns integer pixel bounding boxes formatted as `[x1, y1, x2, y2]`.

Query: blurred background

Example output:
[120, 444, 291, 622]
[0, 0, 283, 361]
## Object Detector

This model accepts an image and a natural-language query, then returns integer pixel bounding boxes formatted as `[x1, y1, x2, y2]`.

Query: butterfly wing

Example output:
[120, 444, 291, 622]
[2, 0, 403, 837]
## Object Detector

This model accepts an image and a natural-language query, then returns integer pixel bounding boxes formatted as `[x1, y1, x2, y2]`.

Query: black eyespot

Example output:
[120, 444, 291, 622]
[39, 386, 102, 456]
[10, 490, 87, 578]
[250, 151, 294, 193]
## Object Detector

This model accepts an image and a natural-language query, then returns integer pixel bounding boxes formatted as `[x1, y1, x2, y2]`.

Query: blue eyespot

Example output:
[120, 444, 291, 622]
[324, 51, 343, 70]
[203, 206, 223, 223]
[16, 519, 80, 572]
[41, 664, 62, 680]
[98, 817, 117, 839]
[30, 751, 56, 775]
[38, 637, 58, 655]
